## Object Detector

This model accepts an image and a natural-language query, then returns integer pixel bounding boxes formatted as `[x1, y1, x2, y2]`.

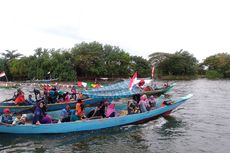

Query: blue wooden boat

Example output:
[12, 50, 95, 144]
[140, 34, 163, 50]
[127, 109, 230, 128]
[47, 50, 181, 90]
[0, 94, 192, 134]
[83, 81, 176, 101]
[0, 98, 102, 114]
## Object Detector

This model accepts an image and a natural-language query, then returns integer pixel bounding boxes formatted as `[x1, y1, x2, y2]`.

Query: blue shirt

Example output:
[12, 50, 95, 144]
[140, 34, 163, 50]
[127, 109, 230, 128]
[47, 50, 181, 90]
[1, 114, 13, 124]
[60, 108, 71, 119]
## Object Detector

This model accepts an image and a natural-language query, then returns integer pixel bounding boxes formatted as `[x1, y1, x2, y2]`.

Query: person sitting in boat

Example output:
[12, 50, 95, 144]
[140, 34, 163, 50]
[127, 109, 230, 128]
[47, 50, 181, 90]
[127, 100, 139, 114]
[25, 94, 35, 105]
[43, 84, 51, 100]
[14, 88, 26, 105]
[64, 92, 71, 102]
[60, 104, 71, 122]
[148, 95, 156, 110]
[1, 108, 13, 125]
[33, 88, 41, 100]
[77, 92, 84, 99]
[12, 113, 27, 126]
[87, 101, 108, 118]
[32, 101, 52, 125]
[138, 94, 149, 113]
[71, 86, 77, 100]
[48, 87, 58, 103]
[57, 90, 65, 102]
[106, 103, 117, 118]
[75, 99, 86, 120]
[138, 79, 145, 90]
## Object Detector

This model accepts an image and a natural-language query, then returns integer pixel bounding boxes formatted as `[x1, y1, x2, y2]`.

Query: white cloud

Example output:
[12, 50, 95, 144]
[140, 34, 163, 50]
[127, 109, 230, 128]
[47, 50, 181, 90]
[0, 0, 230, 61]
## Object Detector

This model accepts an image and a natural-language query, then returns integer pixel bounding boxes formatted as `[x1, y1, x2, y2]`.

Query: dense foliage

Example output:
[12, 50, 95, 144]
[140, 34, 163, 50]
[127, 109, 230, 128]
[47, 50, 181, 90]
[1, 43, 230, 81]
[0, 42, 151, 81]
[149, 50, 198, 79]
[202, 53, 230, 79]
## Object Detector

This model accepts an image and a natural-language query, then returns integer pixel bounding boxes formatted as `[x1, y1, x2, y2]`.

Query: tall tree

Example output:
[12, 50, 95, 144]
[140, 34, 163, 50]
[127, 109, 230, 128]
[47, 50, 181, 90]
[1, 50, 23, 60]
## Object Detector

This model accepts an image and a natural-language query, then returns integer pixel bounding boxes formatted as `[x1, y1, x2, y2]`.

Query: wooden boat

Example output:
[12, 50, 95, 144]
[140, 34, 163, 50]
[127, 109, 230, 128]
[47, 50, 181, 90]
[0, 98, 102, 114]
[83, 82, 176, 100]
[0, 94, 192, 134]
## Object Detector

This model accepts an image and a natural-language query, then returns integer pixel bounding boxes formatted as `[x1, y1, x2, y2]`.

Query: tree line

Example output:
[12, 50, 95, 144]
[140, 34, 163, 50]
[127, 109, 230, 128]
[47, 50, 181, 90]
[1, 41, 230, 81]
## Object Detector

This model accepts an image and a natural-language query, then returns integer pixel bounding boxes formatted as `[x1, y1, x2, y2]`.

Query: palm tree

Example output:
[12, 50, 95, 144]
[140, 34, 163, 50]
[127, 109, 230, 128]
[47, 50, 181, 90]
[1, 50, 23, 60]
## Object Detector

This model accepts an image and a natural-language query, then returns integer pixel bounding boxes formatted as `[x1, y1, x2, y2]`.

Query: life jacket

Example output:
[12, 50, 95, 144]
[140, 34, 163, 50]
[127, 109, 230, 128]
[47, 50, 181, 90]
[14, 94, 25, 105]
[76, 103, 84, 117]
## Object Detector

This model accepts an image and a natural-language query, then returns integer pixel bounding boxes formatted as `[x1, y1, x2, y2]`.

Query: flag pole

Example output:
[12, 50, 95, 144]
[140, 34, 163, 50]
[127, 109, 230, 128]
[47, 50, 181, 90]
[5, 75, 9, 82]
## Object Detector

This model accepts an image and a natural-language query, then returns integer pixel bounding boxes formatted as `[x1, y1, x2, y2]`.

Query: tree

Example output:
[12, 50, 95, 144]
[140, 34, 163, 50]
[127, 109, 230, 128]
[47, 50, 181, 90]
[203, 53, 230, 78]
[149, 50, 198, 77]
[1, 50, 23, 60]
[130, 56, 151, 77]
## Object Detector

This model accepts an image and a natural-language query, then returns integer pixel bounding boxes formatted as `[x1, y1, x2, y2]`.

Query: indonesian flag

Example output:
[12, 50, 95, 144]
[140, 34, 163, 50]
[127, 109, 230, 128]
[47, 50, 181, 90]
[0, 71, 6, 78]
[128, 72, 137, 90]
[152, 66, 155, 79]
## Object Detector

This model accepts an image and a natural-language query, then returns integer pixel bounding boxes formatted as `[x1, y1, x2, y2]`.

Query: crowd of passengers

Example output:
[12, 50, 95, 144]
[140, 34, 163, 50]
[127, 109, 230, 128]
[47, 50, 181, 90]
[8, 85, 83, 106]
[0, 93, 163, 126]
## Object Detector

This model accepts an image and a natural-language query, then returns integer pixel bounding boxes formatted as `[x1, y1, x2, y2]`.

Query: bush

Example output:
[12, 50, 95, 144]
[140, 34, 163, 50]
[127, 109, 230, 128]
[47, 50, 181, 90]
[206, 70, 223, 79]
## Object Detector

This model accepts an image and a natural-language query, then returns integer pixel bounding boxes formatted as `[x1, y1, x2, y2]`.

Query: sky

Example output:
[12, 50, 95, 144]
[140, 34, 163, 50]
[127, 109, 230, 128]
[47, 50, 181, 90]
[0, 0, 230, 62]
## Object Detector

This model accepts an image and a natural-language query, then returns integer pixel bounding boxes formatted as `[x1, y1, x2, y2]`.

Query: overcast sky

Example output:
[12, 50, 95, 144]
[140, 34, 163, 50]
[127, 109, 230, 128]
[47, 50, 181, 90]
[0, 0, 230, 62]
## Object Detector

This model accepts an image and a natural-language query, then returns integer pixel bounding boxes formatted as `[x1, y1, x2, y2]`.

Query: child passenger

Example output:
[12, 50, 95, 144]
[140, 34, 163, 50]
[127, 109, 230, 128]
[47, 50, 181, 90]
[12, 113, 27, 126]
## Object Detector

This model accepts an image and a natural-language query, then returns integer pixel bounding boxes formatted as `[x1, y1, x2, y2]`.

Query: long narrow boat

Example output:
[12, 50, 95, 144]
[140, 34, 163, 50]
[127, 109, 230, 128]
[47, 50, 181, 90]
[0, 94, 192, 134]
[0, 98, 102, 114]
[83, 82, 176, 100]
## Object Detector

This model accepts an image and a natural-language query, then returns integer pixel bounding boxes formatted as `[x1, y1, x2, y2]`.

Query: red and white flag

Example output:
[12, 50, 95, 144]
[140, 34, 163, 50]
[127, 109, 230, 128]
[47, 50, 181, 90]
[151, 66, 155, 79]
[128, 72, 137, 90]
[0, 71, 6, 78]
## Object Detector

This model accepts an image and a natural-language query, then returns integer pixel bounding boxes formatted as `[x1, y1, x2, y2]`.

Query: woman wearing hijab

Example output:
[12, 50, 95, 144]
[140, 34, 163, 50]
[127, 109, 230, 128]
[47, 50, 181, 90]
[106, 103, 117, 118]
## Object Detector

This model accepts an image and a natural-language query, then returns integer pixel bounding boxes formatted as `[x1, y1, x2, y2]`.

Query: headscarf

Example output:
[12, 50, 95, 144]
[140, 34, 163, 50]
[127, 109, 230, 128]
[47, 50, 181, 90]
[106, 103, 116, 117]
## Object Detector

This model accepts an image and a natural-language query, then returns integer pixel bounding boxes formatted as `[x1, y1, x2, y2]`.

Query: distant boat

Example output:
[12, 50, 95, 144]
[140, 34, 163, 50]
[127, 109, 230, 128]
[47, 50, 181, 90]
[32, 78, 59, 83]
[0, 82, 19, 89]
[0, 94, 192, 134]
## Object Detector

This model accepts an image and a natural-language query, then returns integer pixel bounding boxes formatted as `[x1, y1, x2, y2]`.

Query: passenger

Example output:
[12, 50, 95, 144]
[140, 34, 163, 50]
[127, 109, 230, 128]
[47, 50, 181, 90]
[25, 94, 35, 105]
[12, 113, 27, 126]
[138, 79, 145, 90]
[71, 86, 77, 100]
[78, 93, 84, 99]
[64, 92, 71, 102]
[60, 105, 71, 122]
[33, 88, 41, 100]
[87, 101, 107, 118]
[58, 90, 65, 102]
[1, 108, 13, 125]
[32, 101, 52, 125]
[138, 94, 149, 113]
[127, 100, 138, 114]
[148, 95, 156, 110]
[49, 88, 58, 103]
[14, 88, 25, 105]
[75, 99, 85, 120]
[106, 103, 117, 118]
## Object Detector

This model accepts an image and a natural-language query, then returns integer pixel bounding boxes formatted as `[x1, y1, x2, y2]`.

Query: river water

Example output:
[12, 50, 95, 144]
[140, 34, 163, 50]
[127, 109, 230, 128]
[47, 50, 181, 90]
[0, 79, 230, 153]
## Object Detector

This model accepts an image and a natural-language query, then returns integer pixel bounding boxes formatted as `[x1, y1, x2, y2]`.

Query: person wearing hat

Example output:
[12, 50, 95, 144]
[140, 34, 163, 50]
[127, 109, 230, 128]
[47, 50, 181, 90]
[1, 108, 13, 125]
